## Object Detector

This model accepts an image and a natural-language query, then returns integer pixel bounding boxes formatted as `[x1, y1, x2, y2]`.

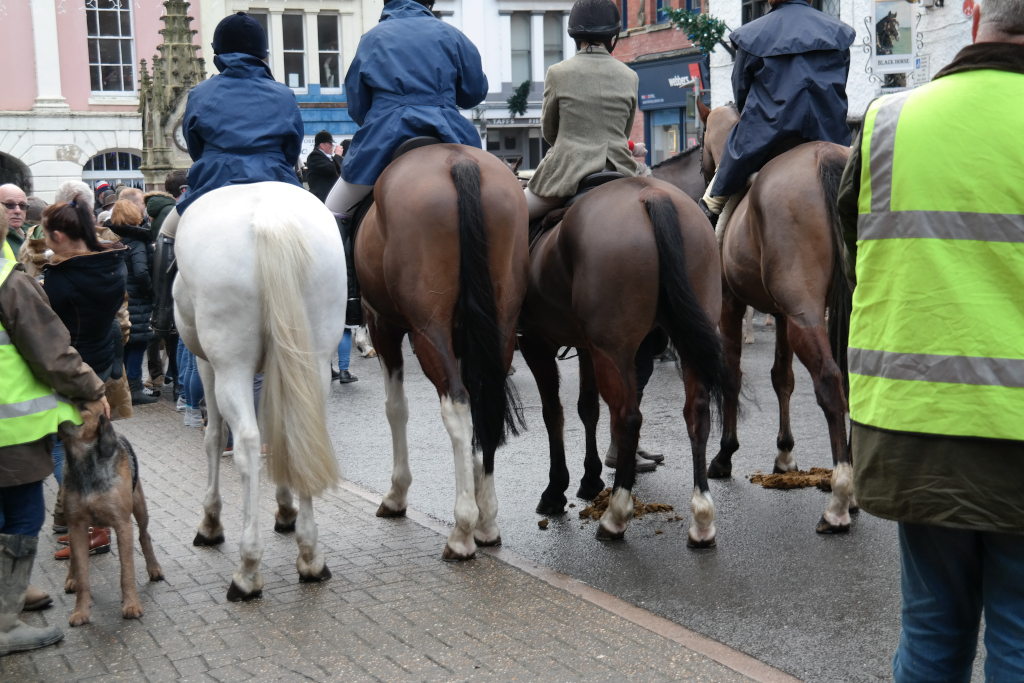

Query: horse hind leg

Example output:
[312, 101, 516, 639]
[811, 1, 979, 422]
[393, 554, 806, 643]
[370, 318, 411, 517]
[744, 306, 755, 344]
[771, 316, 798, 474]
[274, 486, 298, 533]
[590, 349, 640, 541]
[576, 349, 605, 501]
[786, 321, 853, 534]
[193, 358, 227, 546]
[709, 292, 745, 478]
[519, 333, 570, 515]
[682, 366, 716, 548]
[295, 494, 331, 582]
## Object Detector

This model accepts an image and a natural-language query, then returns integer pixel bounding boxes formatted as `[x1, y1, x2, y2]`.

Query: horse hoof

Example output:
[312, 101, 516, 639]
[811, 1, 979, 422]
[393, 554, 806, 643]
[376, 503, 406, 518]
[815, 515, 850, 535]
[595, 525, 625, 542]
[475, 535, 502, 547]
[535, 499, 565, 516]
[706, 460, 732, 479]
[575, 483, 604, 501]
[226, 581, 263, 602]
[193, 532, 225, 546]
[687, 536, 717, 549]
[274, 521, 296, 533]
[299, 565, 332, 583]
[441, 544, 476, 562]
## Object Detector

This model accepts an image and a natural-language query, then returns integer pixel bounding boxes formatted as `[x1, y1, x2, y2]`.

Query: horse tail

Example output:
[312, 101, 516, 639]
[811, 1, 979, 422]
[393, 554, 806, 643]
[450, 155, 525, 455]
[252, 199, 339, 498]
[642, 188, 728, 419]
[817, 144, 853, 396]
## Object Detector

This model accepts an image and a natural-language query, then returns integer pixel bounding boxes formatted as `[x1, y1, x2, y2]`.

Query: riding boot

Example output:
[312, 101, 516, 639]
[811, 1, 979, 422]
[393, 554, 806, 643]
[603, 439, 658, 473]
[698, 199, 719, 229]
[128, 378, 158, 405]
[0, 534, 63, 656]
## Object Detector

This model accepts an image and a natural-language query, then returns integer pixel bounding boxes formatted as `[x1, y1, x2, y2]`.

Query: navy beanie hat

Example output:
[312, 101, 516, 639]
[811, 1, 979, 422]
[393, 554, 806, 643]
[212, 12, 268, 59]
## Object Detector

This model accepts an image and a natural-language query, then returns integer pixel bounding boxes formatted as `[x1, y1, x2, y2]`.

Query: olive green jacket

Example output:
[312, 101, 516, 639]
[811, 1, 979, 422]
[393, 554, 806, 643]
[837, 42, 1024, 534]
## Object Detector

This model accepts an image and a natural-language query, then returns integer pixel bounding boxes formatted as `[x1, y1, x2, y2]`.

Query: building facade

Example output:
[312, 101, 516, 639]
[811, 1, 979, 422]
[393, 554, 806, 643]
[707, 0, 972, 121]
[0, 0, 190, 201]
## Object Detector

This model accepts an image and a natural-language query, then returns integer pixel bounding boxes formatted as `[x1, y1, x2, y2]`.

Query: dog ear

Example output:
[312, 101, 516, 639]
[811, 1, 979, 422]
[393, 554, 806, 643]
[98, 415, 120, 460]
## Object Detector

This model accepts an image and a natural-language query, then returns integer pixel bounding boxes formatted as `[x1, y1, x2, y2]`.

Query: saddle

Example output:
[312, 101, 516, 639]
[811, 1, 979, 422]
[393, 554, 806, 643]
[529, 171, 625, 247]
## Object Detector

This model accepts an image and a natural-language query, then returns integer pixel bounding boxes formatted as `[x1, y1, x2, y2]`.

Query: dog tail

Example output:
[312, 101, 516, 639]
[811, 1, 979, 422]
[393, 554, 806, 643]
[252, 198, 339, 498]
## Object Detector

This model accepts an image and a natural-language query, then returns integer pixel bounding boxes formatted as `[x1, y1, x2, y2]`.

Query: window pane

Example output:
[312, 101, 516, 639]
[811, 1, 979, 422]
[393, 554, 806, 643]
[251, 12, 269, 41]
[83, 159, 93, 171]
[87, 11, 98, 36]
[512, 54, 530, 85]
[282, 14, 304, 51]
[318, 15, 338, 51]
[105, 152, 118, 170]
[89, 40, 99, 64]
[122, 39, 133, 64]
[97, 0, 117, 9]
[319, 53, 340, 88]
[122, 65, 133, 91]
[543, 13, 561, 51]
[98, 10, 119, 37]
[118, 152, 130, 170]
[102, 65, 122, 91]
[284, 52, 305, 88]
[510, 13, 530, 51]
[120, 10, 131, 37]
[131, 155, 142, 170]
[99, 39, 120, 64]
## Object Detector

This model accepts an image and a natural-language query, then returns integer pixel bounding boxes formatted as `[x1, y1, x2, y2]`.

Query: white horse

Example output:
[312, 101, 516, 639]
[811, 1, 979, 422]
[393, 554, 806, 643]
[173, 182, 347, 601]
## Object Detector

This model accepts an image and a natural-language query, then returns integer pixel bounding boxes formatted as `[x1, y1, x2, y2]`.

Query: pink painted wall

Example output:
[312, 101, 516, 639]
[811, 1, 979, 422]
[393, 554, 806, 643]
[0, 0, 38, 111]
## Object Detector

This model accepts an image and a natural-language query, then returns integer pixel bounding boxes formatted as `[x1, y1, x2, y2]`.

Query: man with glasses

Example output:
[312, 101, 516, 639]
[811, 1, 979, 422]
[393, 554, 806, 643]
[0, 185, 29, 261]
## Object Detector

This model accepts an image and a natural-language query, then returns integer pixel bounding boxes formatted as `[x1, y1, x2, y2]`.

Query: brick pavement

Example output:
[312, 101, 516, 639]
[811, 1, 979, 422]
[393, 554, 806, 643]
[2, 400, 758, 683]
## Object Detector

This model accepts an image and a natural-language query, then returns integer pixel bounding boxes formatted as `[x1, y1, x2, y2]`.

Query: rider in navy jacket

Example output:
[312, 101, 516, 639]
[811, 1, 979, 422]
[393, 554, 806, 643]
[701, 0, 855, 223]
[325, 0, 488, 216]
[162, 13, 304, 234]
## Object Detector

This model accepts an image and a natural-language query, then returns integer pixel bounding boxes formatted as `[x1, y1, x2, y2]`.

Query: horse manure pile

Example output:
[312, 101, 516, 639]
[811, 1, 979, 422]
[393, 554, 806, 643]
[748, 468, 833, 490]
[578, 488, 675, 521]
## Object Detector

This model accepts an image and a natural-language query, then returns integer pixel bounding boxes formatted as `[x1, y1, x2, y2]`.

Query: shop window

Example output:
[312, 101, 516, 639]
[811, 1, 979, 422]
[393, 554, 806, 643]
[511, 12, 532, 84]
[651, 108, 682, 165]
[487, 131, 501, 152]
[318, 14, 342, 89]
[86, 0, 136, 93]
[504, 136, 517, 150]
[282, 14, 305, 89]
[82, 150, 145, 190]
[543, 13, 562, 73]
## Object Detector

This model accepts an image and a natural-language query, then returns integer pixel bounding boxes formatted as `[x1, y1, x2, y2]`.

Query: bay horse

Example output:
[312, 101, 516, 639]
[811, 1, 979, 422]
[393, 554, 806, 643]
[519, 177, 728, 545]
[650, 145, 705, 202]
[696, 101, 855, 534]
[174, 182, 346, 600]
[355, 144, 528, 561]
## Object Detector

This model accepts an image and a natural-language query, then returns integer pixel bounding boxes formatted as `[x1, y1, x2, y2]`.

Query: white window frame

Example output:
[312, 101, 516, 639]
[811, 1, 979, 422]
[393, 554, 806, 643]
[317, 13, 343, 93]
[82, 150, 145, 191]
[86, 0, 137, 96]
[282, 12, 307, 92]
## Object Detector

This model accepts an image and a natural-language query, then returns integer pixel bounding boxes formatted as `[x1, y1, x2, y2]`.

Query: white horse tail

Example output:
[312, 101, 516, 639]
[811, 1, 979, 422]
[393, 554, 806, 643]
[252, 199, 339, 498]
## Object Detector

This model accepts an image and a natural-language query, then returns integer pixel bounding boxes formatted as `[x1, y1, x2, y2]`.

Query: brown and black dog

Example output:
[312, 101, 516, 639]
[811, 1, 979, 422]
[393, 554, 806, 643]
[58, 402, 163, 626]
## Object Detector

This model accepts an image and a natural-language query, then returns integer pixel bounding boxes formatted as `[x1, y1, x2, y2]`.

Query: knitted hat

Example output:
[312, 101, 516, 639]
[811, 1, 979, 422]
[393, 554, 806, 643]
[212, 12, 268, 59]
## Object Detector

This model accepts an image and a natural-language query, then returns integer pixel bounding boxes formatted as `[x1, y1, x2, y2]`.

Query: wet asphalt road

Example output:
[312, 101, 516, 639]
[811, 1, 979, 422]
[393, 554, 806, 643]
[326, 317, 984, 683]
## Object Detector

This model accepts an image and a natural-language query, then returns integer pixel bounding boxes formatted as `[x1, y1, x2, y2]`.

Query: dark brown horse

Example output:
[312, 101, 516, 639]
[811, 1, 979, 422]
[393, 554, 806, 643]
[355, 144, 529, 560]
[519, 177, 728, 545]
[650, 145, 705, 202]
[696, 101, 855, 534]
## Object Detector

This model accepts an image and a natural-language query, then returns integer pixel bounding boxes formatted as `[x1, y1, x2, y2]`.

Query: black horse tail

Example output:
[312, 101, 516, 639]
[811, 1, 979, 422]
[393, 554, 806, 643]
[643, 188, 728, 421]
[450, 156, 525, 455]
[817, 144, 853, 396]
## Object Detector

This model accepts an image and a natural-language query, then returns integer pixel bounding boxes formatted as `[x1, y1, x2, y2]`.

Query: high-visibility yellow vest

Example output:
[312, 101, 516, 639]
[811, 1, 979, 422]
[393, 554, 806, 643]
[0, 258, 82, 448]
[2, 240, 13, 261]
[850, 69, 1024, 441]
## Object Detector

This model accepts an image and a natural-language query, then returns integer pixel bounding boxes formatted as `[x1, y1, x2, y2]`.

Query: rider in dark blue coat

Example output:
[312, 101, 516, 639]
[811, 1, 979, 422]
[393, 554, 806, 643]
[325, 0, 489, 216]
[161, 12, 304, 235]
[700, 0, 855, 224]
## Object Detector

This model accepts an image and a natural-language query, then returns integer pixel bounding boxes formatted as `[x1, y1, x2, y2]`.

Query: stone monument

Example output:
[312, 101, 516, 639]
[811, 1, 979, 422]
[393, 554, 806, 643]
[139, 0, 206, 189]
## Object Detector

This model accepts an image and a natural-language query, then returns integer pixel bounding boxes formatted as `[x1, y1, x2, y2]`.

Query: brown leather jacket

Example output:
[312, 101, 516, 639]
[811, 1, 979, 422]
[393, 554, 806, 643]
[0, 263, 105, 486]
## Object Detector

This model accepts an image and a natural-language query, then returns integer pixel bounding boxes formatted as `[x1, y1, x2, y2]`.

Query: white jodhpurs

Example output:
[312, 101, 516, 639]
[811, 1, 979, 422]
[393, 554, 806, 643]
[525, 188, 567, 221]
[325, 177, 373, 216]
[159, 206, 181, 239]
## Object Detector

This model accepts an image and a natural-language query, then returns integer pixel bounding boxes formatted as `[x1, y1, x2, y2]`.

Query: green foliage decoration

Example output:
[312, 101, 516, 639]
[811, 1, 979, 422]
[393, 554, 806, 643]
[506, 80, 532, 118]
[665, 9, 728, 56]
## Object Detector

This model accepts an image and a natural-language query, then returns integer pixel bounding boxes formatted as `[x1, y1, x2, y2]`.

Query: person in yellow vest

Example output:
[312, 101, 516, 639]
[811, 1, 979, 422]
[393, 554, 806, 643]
[837, 1, 1024, 679]
[0, 210, 110, 656]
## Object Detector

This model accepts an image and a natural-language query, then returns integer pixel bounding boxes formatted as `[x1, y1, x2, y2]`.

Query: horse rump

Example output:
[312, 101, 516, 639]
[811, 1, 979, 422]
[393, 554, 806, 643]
[641, 188, 728, 418]
[816, 144, 853, 395]
[449, 156, 526, 455]
[252, 199, 339, 497]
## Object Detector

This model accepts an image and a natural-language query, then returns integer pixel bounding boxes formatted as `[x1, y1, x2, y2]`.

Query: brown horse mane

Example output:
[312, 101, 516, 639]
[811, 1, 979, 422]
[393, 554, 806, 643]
[649, 144, 702, 171]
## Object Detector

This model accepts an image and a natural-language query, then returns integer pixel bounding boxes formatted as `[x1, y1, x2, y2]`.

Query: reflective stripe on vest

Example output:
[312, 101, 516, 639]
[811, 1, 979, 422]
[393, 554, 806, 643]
[849, 69, 1024, 441]
[0, 258, 83, 448]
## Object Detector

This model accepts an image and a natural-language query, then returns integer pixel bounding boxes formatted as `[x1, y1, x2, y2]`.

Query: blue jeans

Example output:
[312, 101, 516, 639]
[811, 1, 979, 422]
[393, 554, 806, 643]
[0, 481, 46, 536]
[894, 522, 1024, 683]
[178, 339, 204, 409]
[176, 337, 186, 398]
[335, 329, 353, 372]
[52, 441, 65, 485]
[125, 341, 147, 381]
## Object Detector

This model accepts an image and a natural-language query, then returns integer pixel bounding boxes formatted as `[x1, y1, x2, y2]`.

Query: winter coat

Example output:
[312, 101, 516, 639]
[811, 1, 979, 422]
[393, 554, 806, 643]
[42, 247, 127, 375]
[145, 192, 177, 240]
[178, 52, 304, 214]
[0, 263, 105, 486]
[306, 149, 342, 203]
[341, 0, 488, 186]
[528, 46, 639, 199]
[711, 0, 855, 197]
[108, 222, 154, 346]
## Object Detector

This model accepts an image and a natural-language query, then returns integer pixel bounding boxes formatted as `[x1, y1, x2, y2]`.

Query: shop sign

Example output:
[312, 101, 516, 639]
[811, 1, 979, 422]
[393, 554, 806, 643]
[633, 56, 706, 110]
[490, 117, 541, 126]
[871, 0, 916, 74]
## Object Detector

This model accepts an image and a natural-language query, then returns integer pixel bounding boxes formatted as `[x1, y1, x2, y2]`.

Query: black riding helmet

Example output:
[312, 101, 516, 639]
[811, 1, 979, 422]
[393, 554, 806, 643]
[385, 0, 436, 8]
[212, 12, 268, 59]
[567, 0, 621, 53]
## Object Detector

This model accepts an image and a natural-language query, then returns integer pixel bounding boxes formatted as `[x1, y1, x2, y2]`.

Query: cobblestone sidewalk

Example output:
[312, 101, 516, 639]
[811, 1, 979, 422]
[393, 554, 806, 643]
[2, 401, 756, 682]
